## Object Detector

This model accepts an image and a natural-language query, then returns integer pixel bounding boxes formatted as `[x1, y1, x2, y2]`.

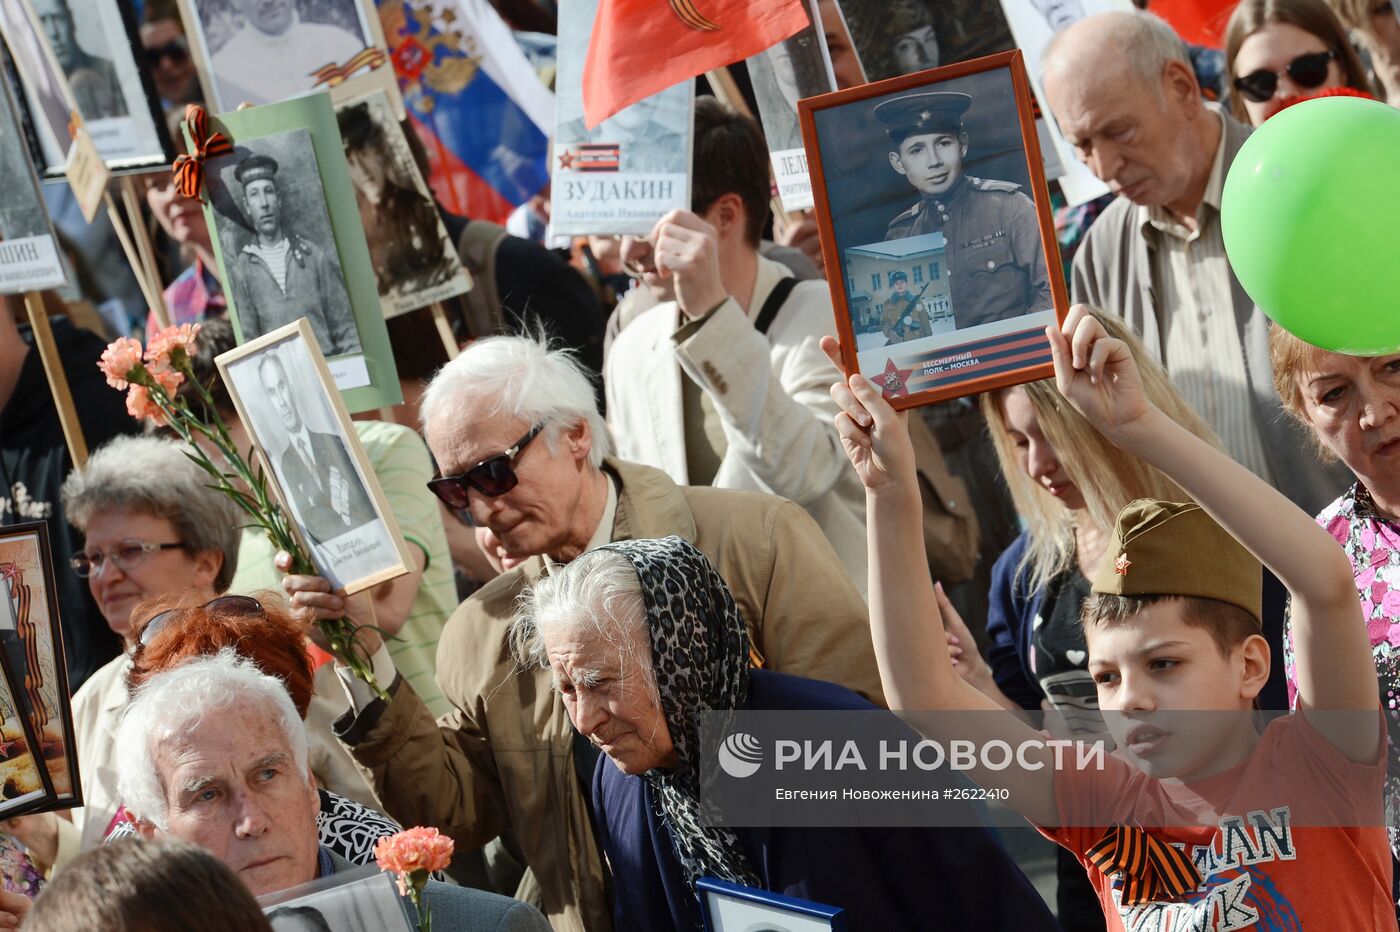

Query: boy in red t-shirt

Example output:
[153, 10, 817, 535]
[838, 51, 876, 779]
[823, 306, 1395, 930]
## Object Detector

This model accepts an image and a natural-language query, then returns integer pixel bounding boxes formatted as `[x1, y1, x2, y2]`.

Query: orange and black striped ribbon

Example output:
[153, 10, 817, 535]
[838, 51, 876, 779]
[309, 47, 389, 88]
[172, 104, 232, 200]
[668, 0, 718, 31]
[1085, 823, 1203, 907]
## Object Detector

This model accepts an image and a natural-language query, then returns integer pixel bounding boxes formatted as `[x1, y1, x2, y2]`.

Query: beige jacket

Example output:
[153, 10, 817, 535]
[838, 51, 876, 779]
[604, 255, 869, 595]
[339, 459, 880, 932]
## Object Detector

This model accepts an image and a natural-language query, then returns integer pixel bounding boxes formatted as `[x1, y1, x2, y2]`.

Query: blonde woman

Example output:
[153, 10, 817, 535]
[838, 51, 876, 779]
[943, 309, 1290, 718]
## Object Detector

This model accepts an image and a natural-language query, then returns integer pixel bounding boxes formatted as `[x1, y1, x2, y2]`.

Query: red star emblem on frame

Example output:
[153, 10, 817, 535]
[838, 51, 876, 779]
[872, 357, 913, 398]
[558, 149, 576, 170]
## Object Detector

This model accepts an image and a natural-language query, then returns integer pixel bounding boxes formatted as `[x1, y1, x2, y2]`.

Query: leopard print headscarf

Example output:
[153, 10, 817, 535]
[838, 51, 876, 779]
[597, 537, 761, 890]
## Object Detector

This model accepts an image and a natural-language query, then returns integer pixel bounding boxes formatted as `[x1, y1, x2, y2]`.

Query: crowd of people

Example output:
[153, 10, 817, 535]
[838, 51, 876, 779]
[2, 0, 1400, 929]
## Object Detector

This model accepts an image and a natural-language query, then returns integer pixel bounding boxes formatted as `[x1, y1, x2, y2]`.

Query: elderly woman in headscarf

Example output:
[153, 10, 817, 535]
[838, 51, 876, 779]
[511, 536, 1059, 931]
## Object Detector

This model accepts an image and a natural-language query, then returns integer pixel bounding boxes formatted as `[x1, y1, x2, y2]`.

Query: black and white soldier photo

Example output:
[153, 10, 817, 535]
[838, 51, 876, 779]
[840, 0, 1016, 82]
[334, 92, 470, 315]
[188, 0, 373, 110]
[262, 872, 414, 932]
[207, 128, 362, 358]
[0, 0, 75, 173]
[32, 0, 124, 119]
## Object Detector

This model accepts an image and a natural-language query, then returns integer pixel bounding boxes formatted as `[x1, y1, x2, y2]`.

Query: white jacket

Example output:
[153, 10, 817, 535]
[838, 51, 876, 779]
[605, 255, 868, 596]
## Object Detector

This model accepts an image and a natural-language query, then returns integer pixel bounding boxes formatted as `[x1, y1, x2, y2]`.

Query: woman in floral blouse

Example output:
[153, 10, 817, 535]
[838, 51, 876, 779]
[1270, 326, 1400, 890]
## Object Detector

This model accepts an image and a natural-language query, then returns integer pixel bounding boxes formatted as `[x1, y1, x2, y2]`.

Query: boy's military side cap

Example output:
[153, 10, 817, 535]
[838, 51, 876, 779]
[235, 154, 279, 186]
[1092, 499, 1263, 623]
[890, 269, 908, 282]
[874, 92, 971, 141]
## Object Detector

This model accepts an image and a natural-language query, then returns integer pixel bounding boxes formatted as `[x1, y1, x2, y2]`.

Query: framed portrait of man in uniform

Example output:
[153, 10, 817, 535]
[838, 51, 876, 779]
[799, 50, 1068, 408]
[216, 318, 414, 594]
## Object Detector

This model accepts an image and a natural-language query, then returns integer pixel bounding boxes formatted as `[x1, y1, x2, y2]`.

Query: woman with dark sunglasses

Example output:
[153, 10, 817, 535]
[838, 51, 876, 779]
[1224, 0, 1374, 125]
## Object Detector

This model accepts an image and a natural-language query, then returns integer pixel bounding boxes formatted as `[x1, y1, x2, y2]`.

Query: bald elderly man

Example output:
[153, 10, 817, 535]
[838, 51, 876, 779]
[1040, 10, 1347, 513]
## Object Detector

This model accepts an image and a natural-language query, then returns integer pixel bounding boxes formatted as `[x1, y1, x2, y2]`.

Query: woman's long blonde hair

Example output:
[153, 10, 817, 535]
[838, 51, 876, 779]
[981, 309, 1221, 593]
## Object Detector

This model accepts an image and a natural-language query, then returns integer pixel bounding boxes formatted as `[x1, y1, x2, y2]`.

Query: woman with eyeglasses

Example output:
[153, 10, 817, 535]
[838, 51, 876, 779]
[0, 435, 241, 873]
[1224, 0, 1375, 125]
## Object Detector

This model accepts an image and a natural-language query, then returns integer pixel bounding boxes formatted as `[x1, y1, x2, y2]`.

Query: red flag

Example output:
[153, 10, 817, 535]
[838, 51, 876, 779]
[581, 0, 810, 129]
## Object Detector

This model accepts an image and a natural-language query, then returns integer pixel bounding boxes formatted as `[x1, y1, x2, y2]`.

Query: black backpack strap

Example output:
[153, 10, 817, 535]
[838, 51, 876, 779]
[752, 276, 800, 337]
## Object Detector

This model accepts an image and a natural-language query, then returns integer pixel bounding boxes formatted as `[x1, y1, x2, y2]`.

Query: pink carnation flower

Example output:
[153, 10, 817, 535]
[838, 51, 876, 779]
[125, 386, 167, 426]
[98, 337, 144, 390]
[375, 827, 454, 895]
[145, 322, 202, 369]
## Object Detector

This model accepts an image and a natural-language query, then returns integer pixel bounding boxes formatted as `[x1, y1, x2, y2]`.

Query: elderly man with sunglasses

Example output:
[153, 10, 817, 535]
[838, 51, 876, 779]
[278, 334, 880, 932]
[1041, 10, 1348, 513]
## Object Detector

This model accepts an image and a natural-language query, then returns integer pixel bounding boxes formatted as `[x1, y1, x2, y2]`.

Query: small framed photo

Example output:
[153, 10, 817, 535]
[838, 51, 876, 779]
[0, 70, 66, 293]
[192, 93, 400, 412]
[0, 521, 80, 811]
[837, 0, 1014, 82]
[261, 867, 414, 932]
[333, 89, 471, 316]
[698, 877, 848, 932]
[800, 50, 1068, 408]
[19, 0, 175, 172]
[176, 0, 398, 115]
[216, 318, 414, 594]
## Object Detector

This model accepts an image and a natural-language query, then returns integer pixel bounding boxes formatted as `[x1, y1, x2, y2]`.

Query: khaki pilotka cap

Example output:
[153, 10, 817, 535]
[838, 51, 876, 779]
[1091, 500, 1264, 624]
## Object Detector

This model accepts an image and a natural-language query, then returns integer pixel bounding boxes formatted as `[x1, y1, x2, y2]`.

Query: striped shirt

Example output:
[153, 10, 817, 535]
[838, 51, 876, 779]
[244, 237, 292, 292]
[1139, 111, 1273, 484]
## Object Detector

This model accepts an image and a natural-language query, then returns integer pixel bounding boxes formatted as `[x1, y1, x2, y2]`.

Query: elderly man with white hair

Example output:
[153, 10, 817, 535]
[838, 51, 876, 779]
[279, 333, 880, 931]
[1041, 10, 1347, 513]
[114, 649, 549, 930]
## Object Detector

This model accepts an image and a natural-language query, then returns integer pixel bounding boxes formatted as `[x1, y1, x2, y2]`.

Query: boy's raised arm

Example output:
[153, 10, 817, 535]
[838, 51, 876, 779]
[822, 338, 1059, 825]
[1048, 308, 1378, 740]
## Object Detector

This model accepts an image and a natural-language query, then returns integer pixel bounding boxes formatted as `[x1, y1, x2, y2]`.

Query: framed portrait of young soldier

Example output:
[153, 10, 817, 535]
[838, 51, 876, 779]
[800, 50, 1068, 408]
[216, 318, 413, 594]
[175, 0, 398, 115]
[189, 92, 401, 412]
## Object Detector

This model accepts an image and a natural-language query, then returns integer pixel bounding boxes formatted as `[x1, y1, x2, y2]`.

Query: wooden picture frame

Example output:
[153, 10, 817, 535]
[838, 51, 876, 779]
[799, 50, 1068, 409]
[698, 877, 848, 931]
[0, 68, 66, 292]
[174, 0, 401, 117]
[0, 521, 81, 812]
[215, 318, 413, 595]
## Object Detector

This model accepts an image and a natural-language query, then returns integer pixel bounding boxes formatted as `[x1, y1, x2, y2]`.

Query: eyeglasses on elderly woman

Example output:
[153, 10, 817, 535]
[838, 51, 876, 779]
[70, 540, 189, 578]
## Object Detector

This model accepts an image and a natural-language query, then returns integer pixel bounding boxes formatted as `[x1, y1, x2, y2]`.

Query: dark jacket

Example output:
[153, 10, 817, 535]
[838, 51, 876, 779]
[277, 429, 376, 545]
[985, 531, 1292, 714]
[228, 235, 360, 356]
[592, 669, 1061, 932]
[1, 319, 135, 689]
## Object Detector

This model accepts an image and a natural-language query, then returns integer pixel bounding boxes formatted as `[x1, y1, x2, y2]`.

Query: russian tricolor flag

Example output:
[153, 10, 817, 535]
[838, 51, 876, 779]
[378, 0, 554, 223]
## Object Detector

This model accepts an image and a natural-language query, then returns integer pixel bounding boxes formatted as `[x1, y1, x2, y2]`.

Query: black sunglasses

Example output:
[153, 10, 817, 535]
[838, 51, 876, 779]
[137, 594, 264, 648]
[426, 425, 544, 509]
[143, 37, 189, 68]
[1233, 50, 1336, 103]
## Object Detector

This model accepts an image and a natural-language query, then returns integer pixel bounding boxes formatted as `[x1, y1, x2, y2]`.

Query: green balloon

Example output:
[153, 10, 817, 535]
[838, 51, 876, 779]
[1221, 96, 1400, 355]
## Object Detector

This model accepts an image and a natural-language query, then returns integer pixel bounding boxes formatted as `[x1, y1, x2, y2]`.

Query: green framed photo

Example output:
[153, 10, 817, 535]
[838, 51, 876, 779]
[187, 92, 401, 413]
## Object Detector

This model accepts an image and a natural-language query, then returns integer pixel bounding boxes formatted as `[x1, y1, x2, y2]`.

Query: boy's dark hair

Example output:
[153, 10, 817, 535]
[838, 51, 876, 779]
[692, 97, 769, 248]
[1082, 593, 1263, 657]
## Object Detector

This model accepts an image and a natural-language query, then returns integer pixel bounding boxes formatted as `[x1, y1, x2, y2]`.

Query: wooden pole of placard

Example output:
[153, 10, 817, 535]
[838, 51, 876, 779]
[119, 176, 171, 330]
[703, 66, 802, 239]
[22, 293, 88, 468]
[430, 303, 460, 359]
[102, 191, 164, 327]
